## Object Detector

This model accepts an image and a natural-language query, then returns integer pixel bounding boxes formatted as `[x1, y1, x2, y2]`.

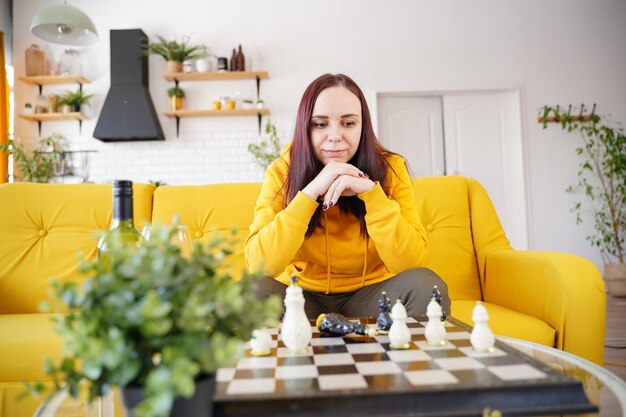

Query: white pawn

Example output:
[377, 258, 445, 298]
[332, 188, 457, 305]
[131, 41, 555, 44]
[425, 297, 447, 346]
[388, 299, 411, 349]
[250, 329, 273, 356]
[470, 301, 495, 352]
[280, 277, 312, 352]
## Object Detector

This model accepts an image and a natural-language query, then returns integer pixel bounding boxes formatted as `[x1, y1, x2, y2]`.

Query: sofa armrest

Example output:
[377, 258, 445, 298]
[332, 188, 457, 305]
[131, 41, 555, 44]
[482, 249, 606, 365]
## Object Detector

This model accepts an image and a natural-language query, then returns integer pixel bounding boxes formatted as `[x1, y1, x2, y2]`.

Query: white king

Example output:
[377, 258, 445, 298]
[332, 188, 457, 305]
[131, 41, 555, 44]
[280, 276, 312, 351]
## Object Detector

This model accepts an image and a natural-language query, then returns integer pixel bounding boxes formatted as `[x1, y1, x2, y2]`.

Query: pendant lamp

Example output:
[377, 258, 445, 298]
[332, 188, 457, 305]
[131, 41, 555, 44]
[30, 1, 98, 46]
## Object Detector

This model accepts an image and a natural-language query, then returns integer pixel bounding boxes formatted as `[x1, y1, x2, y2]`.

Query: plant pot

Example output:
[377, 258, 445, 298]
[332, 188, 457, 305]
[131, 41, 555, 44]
[122, 375, 215, 417]
[170, 96, 183, 111]
[604, 263, 626, 297]
[167, 60, 182, 73]
[71, 104, 80, 113]
[60, 104, 72, 114]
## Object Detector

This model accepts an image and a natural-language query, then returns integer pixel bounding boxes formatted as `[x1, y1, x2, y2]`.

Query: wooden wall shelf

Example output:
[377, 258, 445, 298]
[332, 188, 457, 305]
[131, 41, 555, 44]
[19, 75, 90, 86]
[163, 71, 269, 83]
[163, 109, 270, 118]
[18, 112, 87, 135]
[19, 112, 87, 122]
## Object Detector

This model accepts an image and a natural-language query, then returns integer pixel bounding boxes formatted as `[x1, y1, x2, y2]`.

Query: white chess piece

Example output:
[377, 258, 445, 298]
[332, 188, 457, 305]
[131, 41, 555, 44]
[388, 299, 411, 349]
[470, 301, 495, 352]
[280, 277, 312, 352]
[425, 297, 447, 346]
[250, 328, 272, 356]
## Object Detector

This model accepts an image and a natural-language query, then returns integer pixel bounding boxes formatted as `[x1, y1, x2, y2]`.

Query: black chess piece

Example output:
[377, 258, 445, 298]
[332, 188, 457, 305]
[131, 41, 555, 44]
[377, 291, 392, 331]
[316, 313, 372, 336]
[431, 285, 446, 321]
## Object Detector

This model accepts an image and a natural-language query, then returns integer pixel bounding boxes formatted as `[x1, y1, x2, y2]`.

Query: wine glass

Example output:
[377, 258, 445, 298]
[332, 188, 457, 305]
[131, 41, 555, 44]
[172, 225, 192, 259]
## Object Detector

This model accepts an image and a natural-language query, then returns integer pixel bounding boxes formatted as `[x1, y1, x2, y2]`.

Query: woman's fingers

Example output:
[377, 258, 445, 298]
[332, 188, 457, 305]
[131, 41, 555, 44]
[322, 175, 375, 210]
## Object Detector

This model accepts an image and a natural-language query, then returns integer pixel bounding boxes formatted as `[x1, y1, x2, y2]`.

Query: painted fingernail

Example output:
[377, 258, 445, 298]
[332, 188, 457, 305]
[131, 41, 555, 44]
[329, 201, 334, 207]
[358, 173, 363, 177]
[364, 173, 369, 178]
[322, 203, 328, 211]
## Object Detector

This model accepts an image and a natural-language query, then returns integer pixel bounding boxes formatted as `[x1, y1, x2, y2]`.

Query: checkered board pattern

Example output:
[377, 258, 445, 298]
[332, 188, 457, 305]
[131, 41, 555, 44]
[213, 316, 596, 417]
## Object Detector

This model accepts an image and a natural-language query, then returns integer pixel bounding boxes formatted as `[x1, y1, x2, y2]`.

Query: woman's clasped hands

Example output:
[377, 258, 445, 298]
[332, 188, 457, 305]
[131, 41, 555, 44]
[302, 161, 375, 211]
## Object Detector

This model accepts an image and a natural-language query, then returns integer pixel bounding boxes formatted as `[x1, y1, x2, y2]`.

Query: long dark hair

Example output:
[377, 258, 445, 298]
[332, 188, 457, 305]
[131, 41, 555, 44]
[285, 74, 393, 237]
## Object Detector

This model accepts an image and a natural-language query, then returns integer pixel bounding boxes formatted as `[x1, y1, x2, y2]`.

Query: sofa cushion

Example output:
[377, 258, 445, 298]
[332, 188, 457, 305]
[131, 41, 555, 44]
[0, 314, 62, 382]
[412, 177, 481, 301]
[0, 183, 154, 314]
[151, 183, 263, 278]
[453, 300, 556, 347]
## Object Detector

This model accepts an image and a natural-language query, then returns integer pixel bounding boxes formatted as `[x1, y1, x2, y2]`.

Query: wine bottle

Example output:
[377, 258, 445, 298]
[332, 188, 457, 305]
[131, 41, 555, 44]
[236, 44, 245, 72]
[230, 48, 237, 71]
[97, 179, 142, 258]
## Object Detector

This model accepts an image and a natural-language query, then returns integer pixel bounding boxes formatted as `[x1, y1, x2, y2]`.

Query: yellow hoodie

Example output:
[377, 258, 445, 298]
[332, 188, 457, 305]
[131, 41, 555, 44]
[244, 145, 429, 293]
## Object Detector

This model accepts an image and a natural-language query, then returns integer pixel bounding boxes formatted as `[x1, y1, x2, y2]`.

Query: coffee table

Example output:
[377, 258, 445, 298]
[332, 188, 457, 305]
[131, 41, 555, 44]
[212, 316, 623, 417]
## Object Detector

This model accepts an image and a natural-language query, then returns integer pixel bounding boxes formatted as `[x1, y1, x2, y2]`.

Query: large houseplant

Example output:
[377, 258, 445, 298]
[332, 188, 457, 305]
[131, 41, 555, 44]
[540, 106, 626, 295]
[0, 133, 67, 182]
[34, 223, 282, 417]
[143, 35, 207, 73]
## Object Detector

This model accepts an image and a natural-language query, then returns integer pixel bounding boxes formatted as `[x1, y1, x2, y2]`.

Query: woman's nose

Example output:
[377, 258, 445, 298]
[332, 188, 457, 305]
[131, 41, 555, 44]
[327, 125, 341, 142]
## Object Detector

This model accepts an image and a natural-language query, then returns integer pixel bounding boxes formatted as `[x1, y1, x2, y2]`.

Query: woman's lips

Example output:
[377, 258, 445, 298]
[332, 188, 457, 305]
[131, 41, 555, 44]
[323, 149, 347, 156]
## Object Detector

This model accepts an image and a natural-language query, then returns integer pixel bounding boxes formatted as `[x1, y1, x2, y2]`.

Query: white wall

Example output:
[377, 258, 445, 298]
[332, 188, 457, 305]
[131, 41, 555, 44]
[11, 0, 626, 271]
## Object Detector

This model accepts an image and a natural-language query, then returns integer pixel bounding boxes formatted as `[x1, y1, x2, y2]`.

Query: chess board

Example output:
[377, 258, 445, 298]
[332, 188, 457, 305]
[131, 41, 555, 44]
[213, 316, 597, 417]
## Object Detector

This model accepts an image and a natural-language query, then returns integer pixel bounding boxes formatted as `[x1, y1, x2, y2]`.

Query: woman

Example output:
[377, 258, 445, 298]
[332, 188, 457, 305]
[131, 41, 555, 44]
[245, 73, 450, 319]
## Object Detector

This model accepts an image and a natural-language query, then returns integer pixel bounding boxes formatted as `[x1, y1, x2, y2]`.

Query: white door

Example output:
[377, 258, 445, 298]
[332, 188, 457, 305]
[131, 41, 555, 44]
[377, 95, 445, 178]
[377, 90, 528, 249]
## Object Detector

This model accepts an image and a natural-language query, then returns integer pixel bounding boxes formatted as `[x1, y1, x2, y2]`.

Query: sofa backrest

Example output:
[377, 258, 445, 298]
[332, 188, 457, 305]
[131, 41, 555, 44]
[412, 176, 482, 300]
[0, 182, 154, 314]
[151, 183, 262, 280]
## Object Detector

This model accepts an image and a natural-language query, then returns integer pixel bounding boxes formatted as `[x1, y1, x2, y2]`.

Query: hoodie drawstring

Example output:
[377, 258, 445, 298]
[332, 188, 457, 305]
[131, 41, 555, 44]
[361, 235, 368, 287]
[324, 212, 331, 294]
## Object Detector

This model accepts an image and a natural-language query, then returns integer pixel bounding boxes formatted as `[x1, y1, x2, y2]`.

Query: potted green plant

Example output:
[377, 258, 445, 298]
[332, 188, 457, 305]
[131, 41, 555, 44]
[247, 119, 282, 170]
[0, 133, 67, 182]
[144, 35, 207, 73]
[540, 106, 626, 296]
[59, 89, 94, 113]
[32, 222, 282, 417]
[167, 86, 185, 111]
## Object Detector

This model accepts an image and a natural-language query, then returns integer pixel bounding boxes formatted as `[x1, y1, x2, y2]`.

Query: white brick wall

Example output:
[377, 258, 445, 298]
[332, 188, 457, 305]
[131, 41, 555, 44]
[61, 129, 275, 185]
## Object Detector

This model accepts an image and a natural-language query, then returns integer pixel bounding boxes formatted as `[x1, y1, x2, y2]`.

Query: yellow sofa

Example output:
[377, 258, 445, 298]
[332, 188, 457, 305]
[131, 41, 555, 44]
[0, 177, 606, 417]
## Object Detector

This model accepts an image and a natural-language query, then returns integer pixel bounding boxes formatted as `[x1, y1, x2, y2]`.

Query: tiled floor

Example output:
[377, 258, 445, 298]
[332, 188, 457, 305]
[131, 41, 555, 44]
[604, 294, 626, 381]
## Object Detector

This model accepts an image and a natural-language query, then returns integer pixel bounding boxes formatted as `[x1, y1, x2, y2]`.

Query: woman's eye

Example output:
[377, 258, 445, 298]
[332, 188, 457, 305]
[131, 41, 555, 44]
[312, 121, 327, 128]
[343, 120, 356, 127]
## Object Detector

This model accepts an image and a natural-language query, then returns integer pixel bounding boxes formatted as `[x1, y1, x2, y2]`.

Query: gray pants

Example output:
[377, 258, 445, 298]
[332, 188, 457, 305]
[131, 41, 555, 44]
[254, 268, 451, 319]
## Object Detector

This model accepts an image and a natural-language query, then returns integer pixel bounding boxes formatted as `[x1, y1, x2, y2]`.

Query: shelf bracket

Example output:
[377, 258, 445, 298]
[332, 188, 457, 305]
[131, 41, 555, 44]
[38, 121, 42, 137]
[78, 83, 83, 92]
[38, 84, 43, 95]
[258, 113, 262, 135]
[175, 116, 180, 138]
[256, 76, 261, 99]
[78, 119, 83, 135]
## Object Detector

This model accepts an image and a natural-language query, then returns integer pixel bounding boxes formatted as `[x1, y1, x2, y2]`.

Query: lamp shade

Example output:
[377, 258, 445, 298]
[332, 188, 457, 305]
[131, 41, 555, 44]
[31, 3, 98, 46]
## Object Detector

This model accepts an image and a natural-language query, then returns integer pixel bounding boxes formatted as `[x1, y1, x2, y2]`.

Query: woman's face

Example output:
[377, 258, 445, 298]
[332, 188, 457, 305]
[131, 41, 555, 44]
[310, 86, 362, 165]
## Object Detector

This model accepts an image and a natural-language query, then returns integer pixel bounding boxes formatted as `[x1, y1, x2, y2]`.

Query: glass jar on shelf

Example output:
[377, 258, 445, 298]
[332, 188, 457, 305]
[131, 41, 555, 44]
[35, 95, 48, 113]
[60, 49, 82, 76]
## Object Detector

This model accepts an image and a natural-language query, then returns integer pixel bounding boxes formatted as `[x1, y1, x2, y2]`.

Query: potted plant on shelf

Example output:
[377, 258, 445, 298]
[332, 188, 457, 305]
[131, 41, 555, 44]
[540, 106, 626, 296]
[248, 119, 282, 170]
[0, 133, 67, 182]
[143, 35, 207, 73]
[32, 222, 282, 417]
[59, 89, 94, 113]
[167, 86, 185, 111]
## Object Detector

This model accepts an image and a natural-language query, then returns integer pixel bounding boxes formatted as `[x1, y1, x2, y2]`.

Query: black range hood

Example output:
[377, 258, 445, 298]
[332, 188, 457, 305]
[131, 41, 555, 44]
[94, 29, 164, 142]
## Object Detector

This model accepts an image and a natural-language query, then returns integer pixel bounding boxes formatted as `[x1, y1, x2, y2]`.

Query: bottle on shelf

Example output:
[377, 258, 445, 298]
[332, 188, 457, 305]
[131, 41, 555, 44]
[236, 44, 245, 72]
[97, 180, 142, 259]
[230, 48, 237, 72]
